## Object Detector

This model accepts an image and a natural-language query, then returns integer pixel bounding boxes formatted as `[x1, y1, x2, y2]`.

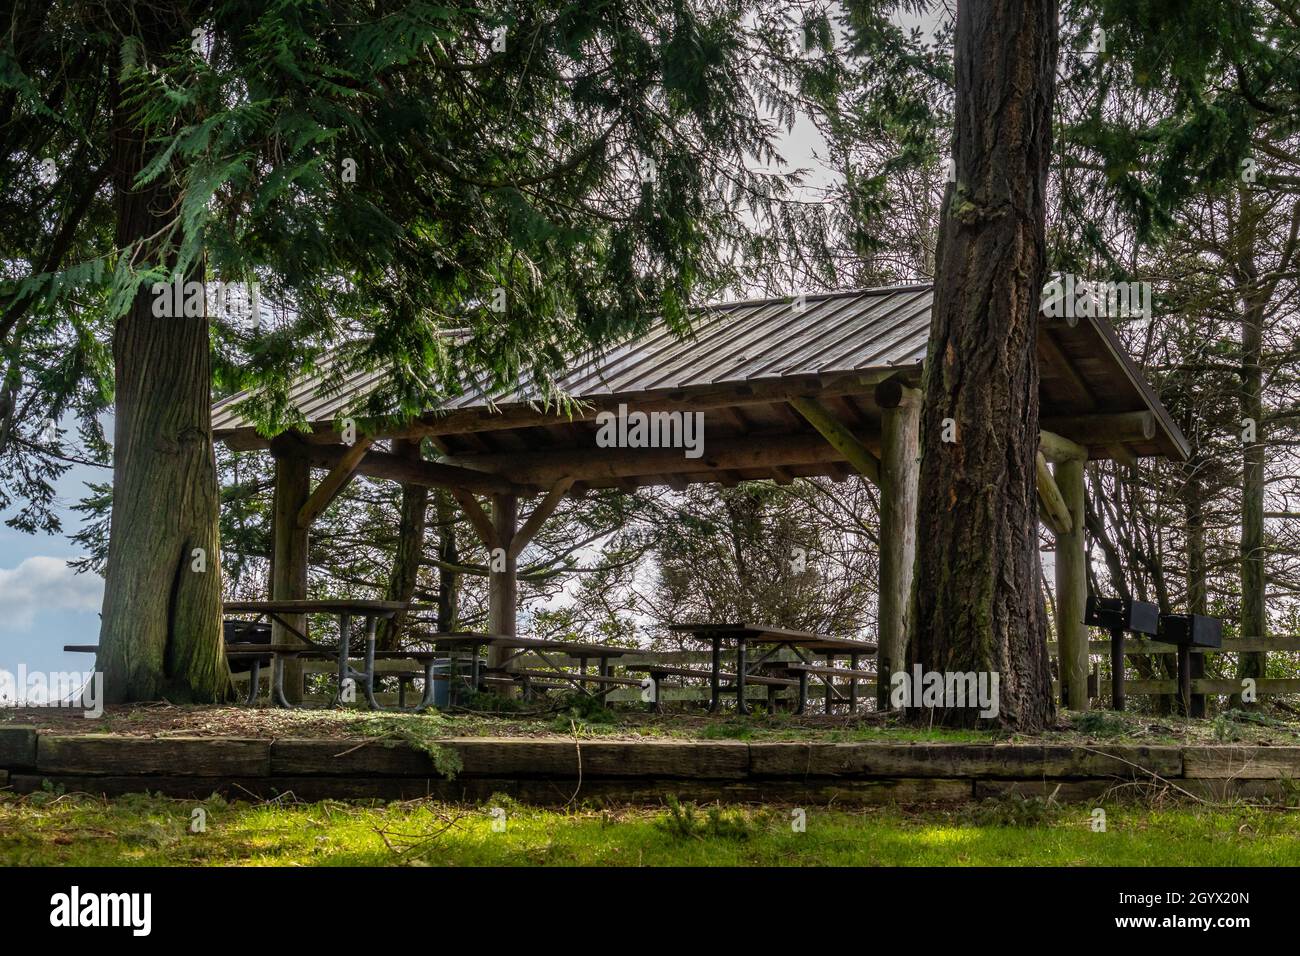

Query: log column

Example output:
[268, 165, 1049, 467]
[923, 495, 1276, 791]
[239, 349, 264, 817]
[270, 436, 311, 702]
[1052, 452, 1089, 711]
[488, 494, 518, 671]
[875, 379, 921, 708]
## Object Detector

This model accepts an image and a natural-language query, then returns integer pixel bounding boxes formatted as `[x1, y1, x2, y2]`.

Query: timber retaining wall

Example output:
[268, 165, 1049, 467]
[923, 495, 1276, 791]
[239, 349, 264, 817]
[1, 729, 1297, 805]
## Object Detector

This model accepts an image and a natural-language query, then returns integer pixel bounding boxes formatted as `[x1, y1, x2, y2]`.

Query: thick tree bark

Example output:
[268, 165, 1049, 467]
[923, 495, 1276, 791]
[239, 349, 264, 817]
[97, 4, 230, 703]
[379, 439, 429, 650]
[906, 0, 1058, 730]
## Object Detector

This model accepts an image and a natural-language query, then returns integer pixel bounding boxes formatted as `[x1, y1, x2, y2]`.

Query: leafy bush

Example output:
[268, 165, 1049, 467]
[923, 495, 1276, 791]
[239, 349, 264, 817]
[549, 693, 619, 734]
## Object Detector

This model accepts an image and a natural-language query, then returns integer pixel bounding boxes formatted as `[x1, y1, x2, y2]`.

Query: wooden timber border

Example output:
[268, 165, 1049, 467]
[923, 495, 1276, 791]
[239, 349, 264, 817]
[3, 728, 1299, 805]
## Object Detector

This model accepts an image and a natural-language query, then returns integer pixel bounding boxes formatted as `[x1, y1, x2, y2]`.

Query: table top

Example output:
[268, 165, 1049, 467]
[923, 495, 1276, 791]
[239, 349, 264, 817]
[668, 623, 877, 652]
[224, 599, 407, 617]
[222, 644, 312, 655]
[799, 636, 879, 653]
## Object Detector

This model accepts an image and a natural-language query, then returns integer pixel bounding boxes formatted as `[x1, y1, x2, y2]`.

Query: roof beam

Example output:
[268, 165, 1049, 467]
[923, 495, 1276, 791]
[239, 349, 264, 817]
[437, 430, 876, 486]
[788, 397, 882, 486]
[450, 489, 499, 551]
[395, 370, 909, 440]
[1037, 330, 1095, 406]
[296, 437, 374, 528]
[1041, 411, 1155, 448]
[217, 369, 916, 449]
[1036, 451, 1073, 535]
[509, 477, 575, 560]
[306, 443, 529, 496]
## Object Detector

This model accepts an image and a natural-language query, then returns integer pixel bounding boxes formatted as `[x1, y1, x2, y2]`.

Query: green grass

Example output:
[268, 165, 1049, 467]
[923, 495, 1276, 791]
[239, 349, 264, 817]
[4, 790, 1300, 866]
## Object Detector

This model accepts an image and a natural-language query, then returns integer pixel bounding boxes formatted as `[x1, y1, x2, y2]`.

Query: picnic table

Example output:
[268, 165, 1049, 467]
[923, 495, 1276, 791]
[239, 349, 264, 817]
[223, 599, 414, 709]
[666, 623, 877, 714]
[415, 632, 638, 698]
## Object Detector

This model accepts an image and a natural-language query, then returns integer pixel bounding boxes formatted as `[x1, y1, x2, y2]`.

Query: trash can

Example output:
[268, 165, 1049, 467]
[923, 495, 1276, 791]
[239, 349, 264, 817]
[431, 659, 453, 710]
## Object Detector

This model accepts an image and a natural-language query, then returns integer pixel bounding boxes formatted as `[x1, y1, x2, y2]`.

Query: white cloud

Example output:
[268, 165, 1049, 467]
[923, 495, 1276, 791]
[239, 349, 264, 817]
[0, 556, 102, 631]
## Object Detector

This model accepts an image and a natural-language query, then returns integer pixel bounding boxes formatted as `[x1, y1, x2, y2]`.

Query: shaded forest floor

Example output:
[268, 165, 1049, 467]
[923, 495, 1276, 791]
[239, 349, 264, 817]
[2, 790, 1298, 866]
[4, 699, 1300, 746]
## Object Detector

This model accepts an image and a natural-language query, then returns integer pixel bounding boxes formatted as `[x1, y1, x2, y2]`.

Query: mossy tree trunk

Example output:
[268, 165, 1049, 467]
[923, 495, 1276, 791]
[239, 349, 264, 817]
[96, 2, 230, 704]
[906, 0, 1058, 730]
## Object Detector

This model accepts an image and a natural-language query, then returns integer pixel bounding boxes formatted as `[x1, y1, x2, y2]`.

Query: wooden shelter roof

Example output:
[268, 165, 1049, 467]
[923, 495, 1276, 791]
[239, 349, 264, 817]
[212, 285, 1189, 495]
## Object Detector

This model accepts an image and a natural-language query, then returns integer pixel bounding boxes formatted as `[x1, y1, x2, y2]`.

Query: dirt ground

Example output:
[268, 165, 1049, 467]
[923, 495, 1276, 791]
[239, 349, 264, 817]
[3, 699, 1299, 745]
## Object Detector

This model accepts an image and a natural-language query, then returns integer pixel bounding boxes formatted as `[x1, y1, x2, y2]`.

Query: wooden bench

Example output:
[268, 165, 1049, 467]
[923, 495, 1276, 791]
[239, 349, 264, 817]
[417, 633, 637, 695]
[67, 641, 306, 707]
[625, 664, 798, 713]
[775, 663, 876, 715]
[481, 668, 644, 701]
[478, 675, 569, 694]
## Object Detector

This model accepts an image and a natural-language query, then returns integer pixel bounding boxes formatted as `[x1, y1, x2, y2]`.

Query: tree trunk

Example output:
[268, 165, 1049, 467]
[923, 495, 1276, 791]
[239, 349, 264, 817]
[1183, 458, 1207, 716]
[379, 439, 429, 650]
[1236, 211, 1267, 704]
[906, 0, 1058, 730]
[96, 4, 229, 704]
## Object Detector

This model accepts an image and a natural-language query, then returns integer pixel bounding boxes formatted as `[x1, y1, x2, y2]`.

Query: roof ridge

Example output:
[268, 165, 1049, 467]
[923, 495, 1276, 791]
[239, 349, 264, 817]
[695, 283, 933, 313]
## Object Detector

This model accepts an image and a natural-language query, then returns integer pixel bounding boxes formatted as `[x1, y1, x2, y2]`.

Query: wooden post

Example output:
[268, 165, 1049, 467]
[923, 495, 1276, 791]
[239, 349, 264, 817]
[488, 494, 518, 672]
[1177, 645, 1193, 716]
[875, 379, 921, 708]
[1053, 455, 1089, 711]
[270, 438, 310, 702]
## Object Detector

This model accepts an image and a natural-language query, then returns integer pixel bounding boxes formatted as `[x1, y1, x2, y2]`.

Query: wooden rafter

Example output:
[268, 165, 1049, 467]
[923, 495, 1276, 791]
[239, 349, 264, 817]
[1041, 411, 1155, 447]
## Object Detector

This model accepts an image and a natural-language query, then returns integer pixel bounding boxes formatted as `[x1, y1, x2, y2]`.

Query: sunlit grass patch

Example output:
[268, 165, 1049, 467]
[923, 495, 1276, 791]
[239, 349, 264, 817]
[4, 789, 1300, 867]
